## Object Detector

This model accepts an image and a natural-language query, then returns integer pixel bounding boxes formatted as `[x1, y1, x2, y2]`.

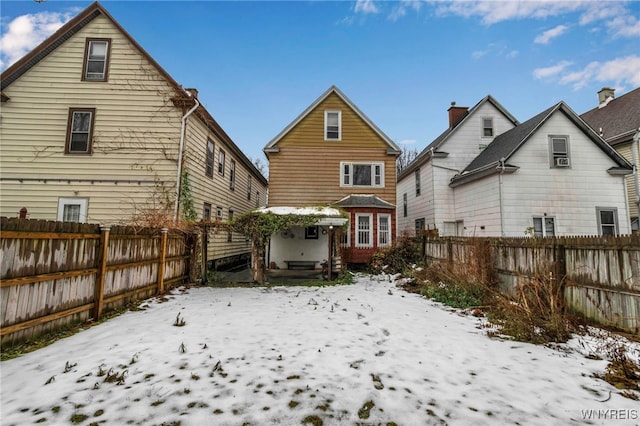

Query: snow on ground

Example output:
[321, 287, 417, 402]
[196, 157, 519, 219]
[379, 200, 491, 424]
[1, 274, 638, 425]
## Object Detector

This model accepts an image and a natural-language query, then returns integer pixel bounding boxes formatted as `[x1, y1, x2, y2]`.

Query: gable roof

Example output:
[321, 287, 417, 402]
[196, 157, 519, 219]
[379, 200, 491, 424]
[0, 1, 267, 185]
[397, 95, 518, 180]
[580, 87, 640, 146]
[450, 101, 632, 187]
[263, 85, 401, 154]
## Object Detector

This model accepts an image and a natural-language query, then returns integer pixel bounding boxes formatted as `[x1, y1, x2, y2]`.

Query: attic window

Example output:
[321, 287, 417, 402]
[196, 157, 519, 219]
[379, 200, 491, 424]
[482, 117, 493, 137]
[549, 135, 570, 168]
[82, 39, 110, 81]
[325, 110, 341, 140]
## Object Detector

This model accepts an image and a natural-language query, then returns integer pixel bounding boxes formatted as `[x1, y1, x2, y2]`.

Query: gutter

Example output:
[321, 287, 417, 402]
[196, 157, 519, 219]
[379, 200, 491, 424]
[498, 158, 506, 237]
[173, 94, 200, 222]
[633, 129, 640, 217]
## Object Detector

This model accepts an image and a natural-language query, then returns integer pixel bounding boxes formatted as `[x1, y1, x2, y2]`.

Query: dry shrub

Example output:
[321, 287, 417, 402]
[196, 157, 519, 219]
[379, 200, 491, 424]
[595, 340, 640, 398]
[417, 262, 490, 309]
[369, 235, 421, 275]
[488, 270, 572, 343]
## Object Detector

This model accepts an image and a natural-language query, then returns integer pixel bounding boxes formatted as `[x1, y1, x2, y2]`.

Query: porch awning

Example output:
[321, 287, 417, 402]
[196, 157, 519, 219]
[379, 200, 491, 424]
[256, 206, 348, 227]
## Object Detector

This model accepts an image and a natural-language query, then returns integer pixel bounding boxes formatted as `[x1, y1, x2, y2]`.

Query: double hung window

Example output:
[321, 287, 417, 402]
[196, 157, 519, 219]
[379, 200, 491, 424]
[66, 108, 95, 154]
[325, 110, 341, 140]
[83, 39, 110, 81]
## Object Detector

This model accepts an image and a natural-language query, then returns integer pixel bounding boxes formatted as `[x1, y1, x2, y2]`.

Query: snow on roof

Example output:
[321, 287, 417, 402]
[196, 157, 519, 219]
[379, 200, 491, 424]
[256, 206, 344, 217]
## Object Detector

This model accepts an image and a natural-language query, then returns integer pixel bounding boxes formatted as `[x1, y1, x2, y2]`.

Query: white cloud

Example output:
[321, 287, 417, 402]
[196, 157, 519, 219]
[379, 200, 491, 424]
[534, 24, 569, 44]
[432, 0, 587, 25]
[389, 0, 422, 22]
[535, 55, 640, 90]
[532, 60, 573, 79]
[472, 43, 518, 60]
[354, 0, 379, 15]
[0, 11, 72, 70]
[398, 138, 418, 145]
[609, 15, 640, 37]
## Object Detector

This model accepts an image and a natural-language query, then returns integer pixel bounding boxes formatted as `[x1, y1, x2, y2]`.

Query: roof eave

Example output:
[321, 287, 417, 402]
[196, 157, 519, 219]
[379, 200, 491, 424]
[449, 164, 518, 187]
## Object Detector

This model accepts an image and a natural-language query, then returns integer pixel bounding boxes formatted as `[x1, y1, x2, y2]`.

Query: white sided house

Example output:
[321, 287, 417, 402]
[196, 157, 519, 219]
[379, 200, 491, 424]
[397, 96, 518, 236]
[449, 102, 632, 237]
[0, 2, 267, 269]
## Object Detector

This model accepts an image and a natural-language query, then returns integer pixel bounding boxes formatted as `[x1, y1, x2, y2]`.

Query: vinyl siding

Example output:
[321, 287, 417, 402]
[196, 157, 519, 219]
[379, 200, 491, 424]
[0, 13, 267, 265]
[1, 15, 181, 221]
[614, 143, 638, 220]
[396, 100, 517, 236]
[183, 118, 267, 260]
[267, 92, 396, 206]
[453, 175, 502, 236]
[499, 113, 630, 235]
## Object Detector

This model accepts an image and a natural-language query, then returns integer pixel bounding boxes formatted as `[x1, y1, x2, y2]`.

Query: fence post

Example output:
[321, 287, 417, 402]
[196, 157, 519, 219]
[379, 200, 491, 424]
[157, 228, 169, 294]
[94, 225, 110, 321]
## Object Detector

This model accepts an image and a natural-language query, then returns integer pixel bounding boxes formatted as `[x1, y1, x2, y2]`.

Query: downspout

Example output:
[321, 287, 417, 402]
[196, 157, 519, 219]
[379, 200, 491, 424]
[498, 158, 506, 237]
[633, 130, 640, 216]
[173, 95, 200, 222]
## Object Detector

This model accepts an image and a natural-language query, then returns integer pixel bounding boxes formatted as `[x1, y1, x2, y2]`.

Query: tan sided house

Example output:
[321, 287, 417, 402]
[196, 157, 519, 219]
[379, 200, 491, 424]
[0, 1, 267, 270]
[263, 86, 401, 270]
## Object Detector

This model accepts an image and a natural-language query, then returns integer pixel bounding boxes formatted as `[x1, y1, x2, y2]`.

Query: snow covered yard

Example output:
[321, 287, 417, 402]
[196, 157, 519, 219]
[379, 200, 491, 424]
[1, 274, 638, 426]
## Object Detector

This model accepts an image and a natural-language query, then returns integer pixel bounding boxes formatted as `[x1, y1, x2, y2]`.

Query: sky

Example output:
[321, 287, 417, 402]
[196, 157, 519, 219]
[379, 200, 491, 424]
[2, 275, 639, 425]
[1, 0, 639, 164]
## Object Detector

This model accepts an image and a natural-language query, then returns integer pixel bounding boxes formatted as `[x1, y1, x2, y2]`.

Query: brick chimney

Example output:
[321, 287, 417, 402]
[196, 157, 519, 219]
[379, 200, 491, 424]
[598, 87, 615, 108]
[448, 101, 469, 128]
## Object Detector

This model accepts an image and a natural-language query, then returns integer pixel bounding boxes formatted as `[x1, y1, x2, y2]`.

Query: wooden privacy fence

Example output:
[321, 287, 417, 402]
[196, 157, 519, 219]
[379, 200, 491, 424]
[0, 218, 196, 347]
[422, 235, 640, 334]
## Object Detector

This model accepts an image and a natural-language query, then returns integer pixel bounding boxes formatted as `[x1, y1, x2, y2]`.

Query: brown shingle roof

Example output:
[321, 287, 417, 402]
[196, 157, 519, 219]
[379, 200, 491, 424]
[580, 87, 640, 146]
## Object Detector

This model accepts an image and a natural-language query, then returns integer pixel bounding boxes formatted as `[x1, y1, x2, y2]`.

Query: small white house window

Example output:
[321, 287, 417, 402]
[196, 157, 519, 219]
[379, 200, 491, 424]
[482, 117, 494, 137]
[549, 135, 570, 168]
[340, 222, 351, 248]
[378, 214, 391, 247]
[356, 213, 373, 248]
[57, 198, 88, 223]
[325, 110, 341, 140]
[532, 216, 555, 237]
[596, 207, 618, 236]
[340, 162, 384, 188]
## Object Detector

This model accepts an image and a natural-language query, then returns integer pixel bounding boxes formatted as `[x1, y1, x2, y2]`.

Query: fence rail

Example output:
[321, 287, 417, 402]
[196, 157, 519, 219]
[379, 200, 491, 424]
[0, 218, 195, 347]
[421, 235, 640, 334]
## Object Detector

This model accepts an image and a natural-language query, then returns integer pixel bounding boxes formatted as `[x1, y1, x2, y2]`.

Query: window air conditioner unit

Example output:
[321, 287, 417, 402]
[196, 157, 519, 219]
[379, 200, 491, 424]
[555, 157, 570, 167]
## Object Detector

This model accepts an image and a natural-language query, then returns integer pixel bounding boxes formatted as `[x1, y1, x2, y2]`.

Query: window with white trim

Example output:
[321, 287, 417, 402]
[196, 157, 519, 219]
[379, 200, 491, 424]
[82, 39, 110, 81]
[340, 162, 384, 187]
[66, 108, 95, 154]
[218, 149, 226, 175]
[216, 206, 223, 220]
[229, 159, 236, 190]
[532, 216, 555, 237]
[378, 214, 391, 247]
[203, 203, 212, 221]
[57, 198, 88, 223]
[403, 193, 408, 217]
[415, 169, 421, 196]
[356, 213, 373, 248]
[596, 207, 618, 236]
[549, 135, 570, 168]
[482, 117, 494, 137]
[206, 139, 214, 177]
[325, 110, 341, 140]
